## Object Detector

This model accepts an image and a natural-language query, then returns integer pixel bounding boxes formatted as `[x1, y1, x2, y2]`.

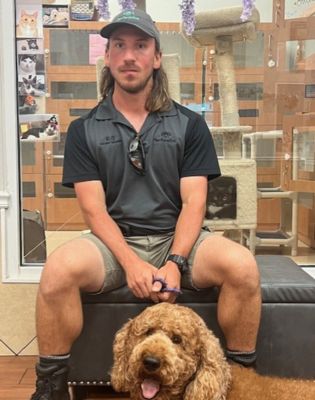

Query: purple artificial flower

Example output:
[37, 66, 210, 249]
[119, 0, 137, 11]
[179, 0, 196, 35]
[98, 0, 110, 20]
[240, 0, 255, 22]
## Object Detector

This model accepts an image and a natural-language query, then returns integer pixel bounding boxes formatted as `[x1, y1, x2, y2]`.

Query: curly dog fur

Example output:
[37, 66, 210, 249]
[111, 303, 315, 400]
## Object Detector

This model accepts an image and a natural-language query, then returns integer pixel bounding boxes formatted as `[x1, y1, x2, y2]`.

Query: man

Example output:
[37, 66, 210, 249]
[30, 9, 261, 400]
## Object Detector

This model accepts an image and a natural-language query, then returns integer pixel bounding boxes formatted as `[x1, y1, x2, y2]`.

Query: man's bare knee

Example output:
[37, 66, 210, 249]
[224, 249, 260, 295]
[193, 236, 260, 290]
[39, 239, 105, 300]
[39, 251, 81, 300]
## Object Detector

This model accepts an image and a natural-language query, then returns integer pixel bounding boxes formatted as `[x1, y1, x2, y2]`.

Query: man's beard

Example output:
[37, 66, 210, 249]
[115, 72, 153, 94]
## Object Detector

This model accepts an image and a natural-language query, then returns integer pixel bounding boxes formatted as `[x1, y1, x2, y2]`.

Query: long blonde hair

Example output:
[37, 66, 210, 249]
[99, 43, 172, 113]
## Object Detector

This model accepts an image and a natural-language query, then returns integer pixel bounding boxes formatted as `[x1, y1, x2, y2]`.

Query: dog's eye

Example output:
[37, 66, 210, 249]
[171, 334, 182, 344]
[145, 328, 155, 336]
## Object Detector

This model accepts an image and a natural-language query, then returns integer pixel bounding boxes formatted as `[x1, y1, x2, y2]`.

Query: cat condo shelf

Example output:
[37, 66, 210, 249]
[255, 188, 298, 256]
[242, 131, 298, 256]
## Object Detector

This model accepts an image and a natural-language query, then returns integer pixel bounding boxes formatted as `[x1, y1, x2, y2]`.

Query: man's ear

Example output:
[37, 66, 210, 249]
[153, 50, 162, 70]
[104, 50, 109, 67]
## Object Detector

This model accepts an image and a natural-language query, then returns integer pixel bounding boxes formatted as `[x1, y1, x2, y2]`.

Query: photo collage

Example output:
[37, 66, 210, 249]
[16, 1, 56, 140]
[15, 1, 101, 141]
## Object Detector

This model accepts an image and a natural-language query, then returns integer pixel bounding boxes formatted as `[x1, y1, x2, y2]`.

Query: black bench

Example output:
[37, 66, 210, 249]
[68, 255, 315, 394]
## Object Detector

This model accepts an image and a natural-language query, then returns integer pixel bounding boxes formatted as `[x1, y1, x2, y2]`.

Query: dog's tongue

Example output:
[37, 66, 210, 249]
[141, 379, 160, 399]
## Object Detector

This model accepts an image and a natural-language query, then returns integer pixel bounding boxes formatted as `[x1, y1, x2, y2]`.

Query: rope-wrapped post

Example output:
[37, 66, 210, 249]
[215, 35, 239, 127]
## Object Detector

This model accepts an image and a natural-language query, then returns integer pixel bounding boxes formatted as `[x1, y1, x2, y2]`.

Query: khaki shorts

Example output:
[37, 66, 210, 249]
[82, 227, 213, 293]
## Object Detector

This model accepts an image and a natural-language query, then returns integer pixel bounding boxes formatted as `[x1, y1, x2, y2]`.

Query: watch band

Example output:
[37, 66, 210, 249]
[166, 254, 188, 274]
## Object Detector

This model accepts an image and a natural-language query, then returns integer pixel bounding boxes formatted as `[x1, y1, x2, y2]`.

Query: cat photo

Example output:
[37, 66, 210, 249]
[19, 114, 60, 141]
[17, 54, 46, 96]
[17, 38, 44, 55]
[206, 176, 237, 220]
[16, 5, 43, 38]
[18, 54, 45, 77]
[18, 95, 38, 115]
[18, 55, 37, 76]
[18, 54, 45, 96]
[43, 5, 69, 27]
[18, 75, 46, 97]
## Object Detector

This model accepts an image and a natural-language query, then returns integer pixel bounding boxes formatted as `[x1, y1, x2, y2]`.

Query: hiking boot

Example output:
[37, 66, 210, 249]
[30, 363, 70, 400]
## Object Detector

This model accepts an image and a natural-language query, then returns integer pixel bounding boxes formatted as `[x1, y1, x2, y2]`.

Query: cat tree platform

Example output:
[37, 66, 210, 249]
[183, 6, 260, 47]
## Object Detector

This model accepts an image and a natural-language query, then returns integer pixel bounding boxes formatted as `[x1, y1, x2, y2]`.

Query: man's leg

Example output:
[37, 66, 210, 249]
[191, 235, 261, 365]
[31, 238, 106, 400]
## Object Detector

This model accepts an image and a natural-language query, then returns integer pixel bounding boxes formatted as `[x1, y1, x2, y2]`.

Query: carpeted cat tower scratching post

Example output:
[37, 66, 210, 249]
[183, 6, 260, 252]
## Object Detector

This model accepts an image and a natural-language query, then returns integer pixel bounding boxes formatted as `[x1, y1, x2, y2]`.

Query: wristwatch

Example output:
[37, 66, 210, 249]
[166, 254, 189, 274]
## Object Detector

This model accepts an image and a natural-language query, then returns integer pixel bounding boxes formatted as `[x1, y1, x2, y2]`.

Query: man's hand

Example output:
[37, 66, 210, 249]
[152, 261, 181, 303]
[124, 260, 158, 299]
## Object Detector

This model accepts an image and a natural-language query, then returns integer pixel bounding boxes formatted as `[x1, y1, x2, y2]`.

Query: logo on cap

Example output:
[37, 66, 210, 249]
[117, 10, 140, 21]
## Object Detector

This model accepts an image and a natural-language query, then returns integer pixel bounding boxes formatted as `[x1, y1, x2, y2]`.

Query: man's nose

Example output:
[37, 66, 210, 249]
[122, 47, 137, 61]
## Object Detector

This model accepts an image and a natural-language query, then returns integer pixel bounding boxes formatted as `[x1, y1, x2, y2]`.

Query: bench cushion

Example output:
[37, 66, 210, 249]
[81, 256, 315, 304]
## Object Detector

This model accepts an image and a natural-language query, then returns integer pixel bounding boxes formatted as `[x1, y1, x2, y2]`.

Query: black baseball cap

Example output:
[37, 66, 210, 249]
[100, 9, 160, 47]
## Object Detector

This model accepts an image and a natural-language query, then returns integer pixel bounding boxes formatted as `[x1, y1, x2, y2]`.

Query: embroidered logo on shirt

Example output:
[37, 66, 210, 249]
[100, 135, 122, 145]
[154, 131, 176, 142]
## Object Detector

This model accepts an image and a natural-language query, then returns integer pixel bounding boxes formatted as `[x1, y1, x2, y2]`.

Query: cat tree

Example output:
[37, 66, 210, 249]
[183, 6, 260, 252]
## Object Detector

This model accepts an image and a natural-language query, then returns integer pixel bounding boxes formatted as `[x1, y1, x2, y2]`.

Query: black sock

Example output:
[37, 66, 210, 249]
[39, 354, 70, 367]
[226, 349, 257, 367]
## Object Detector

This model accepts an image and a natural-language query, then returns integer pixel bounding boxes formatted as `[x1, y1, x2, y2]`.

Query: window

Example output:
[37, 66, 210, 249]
[2, 0, 315, 282]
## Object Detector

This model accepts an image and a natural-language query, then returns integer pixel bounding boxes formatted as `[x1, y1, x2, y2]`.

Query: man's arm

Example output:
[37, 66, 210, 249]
[171, 175, 208, 256]
[74, 180, 158, 299]
[153, 175, 208, 301]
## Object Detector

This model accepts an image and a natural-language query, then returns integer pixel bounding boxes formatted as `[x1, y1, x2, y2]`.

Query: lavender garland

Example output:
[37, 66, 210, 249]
[98, 1, 255, 32]
[119, 0, 137, 11]
[240, 0, 256, 22]
[98, 0, 110, 20]
[179, 0, 196, 35]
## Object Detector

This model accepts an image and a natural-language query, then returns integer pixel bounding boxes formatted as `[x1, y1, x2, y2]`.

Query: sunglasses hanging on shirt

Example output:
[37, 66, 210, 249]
[128, 134, 146, 175]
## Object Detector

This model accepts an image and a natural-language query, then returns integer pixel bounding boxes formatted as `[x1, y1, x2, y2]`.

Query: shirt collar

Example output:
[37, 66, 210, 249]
[95, 94, 120, 121]
[95, 93, 178, 122]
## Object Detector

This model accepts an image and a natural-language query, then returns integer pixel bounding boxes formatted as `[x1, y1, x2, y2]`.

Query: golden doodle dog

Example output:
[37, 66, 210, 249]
[111, 303, 315, 400]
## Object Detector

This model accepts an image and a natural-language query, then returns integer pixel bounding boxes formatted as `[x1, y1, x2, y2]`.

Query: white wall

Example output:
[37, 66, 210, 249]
[146, 0, 273, 23]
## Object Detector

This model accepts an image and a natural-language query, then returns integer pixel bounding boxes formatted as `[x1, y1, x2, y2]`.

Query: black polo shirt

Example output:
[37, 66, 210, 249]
[62, 95, 220, 234]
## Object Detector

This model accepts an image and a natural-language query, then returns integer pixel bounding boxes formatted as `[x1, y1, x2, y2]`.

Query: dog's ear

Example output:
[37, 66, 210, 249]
[184, 322, 231, 400]
[110, 318, 134, 392]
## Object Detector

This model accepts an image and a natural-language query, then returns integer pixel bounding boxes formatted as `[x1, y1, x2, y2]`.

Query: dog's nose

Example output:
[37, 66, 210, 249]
[143, 356, 161, 371]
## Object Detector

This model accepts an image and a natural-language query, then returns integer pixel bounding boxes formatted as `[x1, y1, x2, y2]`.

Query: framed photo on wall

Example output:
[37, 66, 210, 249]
[19, 114, 60, 142]
[16, 4, 43, 38]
